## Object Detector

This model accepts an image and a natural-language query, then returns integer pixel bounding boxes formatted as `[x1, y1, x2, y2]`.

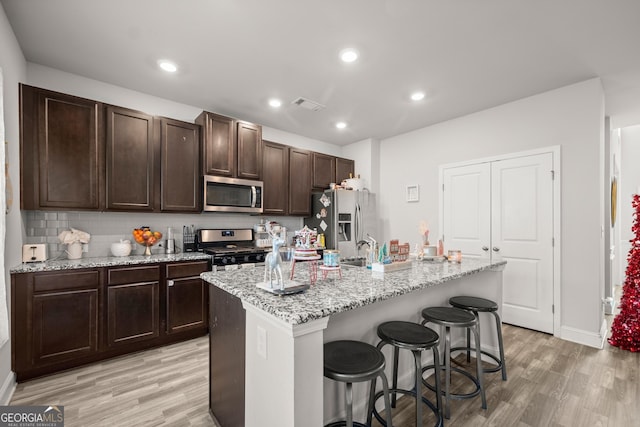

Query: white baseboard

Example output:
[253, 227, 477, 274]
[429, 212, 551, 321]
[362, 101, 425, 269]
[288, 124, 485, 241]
[560, 320, 608, 349]
[0, 371, 16, 405]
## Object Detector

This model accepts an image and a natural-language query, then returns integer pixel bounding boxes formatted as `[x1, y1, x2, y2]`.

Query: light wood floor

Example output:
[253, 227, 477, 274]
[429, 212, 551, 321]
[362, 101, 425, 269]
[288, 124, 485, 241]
[10, 323, 639, 426]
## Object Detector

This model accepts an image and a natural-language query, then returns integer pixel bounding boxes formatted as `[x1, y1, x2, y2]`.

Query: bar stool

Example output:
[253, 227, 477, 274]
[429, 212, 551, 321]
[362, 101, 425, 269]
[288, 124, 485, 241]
[372, 321, 443, 427]
[421, 307, 487, 419]
[324, 340, 394, 427]
[449, 296, 507, 381]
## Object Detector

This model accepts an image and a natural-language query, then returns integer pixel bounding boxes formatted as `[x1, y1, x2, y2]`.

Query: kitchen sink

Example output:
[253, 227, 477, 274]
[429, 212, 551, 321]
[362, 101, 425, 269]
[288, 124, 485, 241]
[341, 258, 367, 267]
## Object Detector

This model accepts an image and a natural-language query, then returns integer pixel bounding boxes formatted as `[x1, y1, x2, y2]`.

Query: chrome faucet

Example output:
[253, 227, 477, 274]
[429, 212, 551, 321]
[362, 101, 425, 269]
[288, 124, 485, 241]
[356, 240, 370, 250]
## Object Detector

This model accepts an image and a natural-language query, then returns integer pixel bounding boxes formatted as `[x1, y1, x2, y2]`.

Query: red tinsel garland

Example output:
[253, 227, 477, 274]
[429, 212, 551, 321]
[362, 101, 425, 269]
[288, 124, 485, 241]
[608, 193, 640, 351]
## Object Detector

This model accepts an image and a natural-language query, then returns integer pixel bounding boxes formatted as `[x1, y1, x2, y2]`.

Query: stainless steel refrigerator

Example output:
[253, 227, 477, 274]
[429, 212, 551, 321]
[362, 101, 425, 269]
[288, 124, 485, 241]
[304, 189, 377, 259]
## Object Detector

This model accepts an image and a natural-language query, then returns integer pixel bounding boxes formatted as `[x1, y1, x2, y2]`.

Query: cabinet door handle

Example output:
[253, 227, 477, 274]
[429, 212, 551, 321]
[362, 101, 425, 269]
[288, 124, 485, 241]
[482, 246, 489, 251]
[168, 280, 175, 287]
[492, 247, 500, 252]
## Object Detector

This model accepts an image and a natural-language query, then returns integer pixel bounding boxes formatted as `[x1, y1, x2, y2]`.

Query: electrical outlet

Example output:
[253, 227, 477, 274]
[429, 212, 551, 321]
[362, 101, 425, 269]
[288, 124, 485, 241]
[82, 243, 89, 253]
[257, 325, 267, 359]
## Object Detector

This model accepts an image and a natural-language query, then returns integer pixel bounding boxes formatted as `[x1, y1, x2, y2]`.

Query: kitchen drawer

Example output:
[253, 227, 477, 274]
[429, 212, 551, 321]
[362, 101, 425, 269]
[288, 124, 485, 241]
[107, 265, 160, 285]
[33, 270, 100, 293]
[166, 261, 209, 279]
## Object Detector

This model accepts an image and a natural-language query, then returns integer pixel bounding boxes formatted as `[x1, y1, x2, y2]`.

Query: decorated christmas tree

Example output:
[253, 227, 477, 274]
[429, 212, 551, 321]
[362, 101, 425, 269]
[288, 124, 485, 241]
[609, 193, 640, 351]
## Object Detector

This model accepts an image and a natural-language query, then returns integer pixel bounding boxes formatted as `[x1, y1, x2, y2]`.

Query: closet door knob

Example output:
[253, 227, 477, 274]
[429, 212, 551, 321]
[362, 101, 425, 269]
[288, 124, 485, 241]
[482, 246, 489, 251]
[492, 247, 500, 252]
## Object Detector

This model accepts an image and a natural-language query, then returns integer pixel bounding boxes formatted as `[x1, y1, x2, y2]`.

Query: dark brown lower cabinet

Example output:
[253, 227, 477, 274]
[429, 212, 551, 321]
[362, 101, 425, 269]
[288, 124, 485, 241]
[209, 285, 245, 427]
[107, 265, 160, 346]
[30, 270, 101, 366]
[107, 283, 160, 346]
[11, 260, 210, 382]
[166, 261, 209, 334]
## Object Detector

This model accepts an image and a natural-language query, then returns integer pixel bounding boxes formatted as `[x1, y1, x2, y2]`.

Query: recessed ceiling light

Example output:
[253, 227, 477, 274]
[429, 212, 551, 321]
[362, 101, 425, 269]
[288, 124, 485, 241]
[411, 92, 425, 101]
[339, 48, 358, 63]
[336, 121, 347, 129]
[158, 60, 177, 73]
[268, 98, 282, 108]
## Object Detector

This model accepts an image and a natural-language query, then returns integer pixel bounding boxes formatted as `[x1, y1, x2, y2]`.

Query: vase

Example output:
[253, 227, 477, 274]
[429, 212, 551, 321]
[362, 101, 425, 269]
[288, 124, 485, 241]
[66, 242, 82, 259]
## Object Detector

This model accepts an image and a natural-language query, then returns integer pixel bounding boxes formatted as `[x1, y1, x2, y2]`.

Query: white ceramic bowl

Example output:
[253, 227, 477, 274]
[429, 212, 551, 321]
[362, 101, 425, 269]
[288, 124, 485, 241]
[111, 241, 132, 257]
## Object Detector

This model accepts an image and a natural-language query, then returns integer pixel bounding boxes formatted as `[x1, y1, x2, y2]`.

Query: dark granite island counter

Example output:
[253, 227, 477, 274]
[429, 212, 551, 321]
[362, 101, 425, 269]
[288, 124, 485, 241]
[202, 258, 506, 427]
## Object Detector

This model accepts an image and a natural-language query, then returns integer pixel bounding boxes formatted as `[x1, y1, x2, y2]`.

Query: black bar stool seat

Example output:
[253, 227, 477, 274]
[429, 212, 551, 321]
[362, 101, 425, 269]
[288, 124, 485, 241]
[449, 296, 507, 380]
[372, 321, 443, 426]
[421, 306, 487, 419]
[324, 340, 393, 427]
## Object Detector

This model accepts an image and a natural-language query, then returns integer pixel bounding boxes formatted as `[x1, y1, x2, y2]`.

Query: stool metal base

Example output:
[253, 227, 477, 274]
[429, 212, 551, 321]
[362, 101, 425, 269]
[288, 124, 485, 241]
[451, 346, 504, 375]
[422, 364, 482, 400]
[372, 388, 443, 427]
[449, 296, 507, 381]
[325, 422, 367, 427]
[374, 321, 443, 427]
[421, 307, 487, 419]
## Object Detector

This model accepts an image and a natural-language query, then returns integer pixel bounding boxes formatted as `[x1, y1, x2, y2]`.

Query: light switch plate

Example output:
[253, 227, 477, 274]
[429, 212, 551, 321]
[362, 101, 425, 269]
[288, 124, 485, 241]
[22, 244, 47, 262]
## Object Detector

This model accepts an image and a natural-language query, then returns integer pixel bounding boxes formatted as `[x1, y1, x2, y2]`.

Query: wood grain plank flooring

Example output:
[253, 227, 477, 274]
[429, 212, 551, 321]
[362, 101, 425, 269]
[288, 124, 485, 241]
[10, 322, 640, 426]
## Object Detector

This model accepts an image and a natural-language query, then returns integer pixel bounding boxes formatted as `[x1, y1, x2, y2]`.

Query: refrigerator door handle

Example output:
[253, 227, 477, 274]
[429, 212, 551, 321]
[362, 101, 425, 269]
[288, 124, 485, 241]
[355, 202, 361, 242]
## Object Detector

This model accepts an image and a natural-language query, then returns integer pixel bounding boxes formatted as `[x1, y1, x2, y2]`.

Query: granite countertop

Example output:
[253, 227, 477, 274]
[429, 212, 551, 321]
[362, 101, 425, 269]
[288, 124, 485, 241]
[11, 252, 212, 273]
[202, 258, 506, 325]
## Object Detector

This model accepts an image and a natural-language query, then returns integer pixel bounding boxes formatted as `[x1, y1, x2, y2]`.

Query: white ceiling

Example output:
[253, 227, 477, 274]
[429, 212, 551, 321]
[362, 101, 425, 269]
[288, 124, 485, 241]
[3, 0, 640, 145]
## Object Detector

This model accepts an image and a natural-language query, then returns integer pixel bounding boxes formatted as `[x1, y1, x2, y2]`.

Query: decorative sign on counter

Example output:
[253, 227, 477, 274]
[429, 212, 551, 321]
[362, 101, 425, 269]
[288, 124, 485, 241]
[371, 260, 413, 273]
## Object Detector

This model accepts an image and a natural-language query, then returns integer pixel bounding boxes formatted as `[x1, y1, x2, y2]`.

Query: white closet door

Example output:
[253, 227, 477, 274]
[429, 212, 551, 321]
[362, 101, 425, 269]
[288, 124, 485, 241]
[442, 152, 555, 334]
[492, 153, 554, 333]
[442, 163, 491, 258]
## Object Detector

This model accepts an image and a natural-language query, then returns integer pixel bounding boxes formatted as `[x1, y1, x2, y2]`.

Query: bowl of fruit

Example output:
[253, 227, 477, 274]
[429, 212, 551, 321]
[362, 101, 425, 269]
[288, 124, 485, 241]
[132, 227, 163, 256]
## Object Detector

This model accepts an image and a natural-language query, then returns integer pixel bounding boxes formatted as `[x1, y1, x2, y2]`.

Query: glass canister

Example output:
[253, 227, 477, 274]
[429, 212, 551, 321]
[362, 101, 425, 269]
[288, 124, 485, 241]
[323, 250, 340, 267]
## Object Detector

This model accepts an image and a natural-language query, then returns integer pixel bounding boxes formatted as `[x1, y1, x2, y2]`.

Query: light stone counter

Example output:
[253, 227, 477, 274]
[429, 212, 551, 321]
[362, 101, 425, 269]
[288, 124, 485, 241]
[203, 258, 506, 427]
[201, 258, 505, 325]
[11, 252, 211, 273]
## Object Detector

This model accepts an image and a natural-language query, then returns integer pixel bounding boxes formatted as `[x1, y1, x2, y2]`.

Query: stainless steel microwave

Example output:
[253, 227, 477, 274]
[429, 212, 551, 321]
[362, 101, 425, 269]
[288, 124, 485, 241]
[203, 175, 263, 213]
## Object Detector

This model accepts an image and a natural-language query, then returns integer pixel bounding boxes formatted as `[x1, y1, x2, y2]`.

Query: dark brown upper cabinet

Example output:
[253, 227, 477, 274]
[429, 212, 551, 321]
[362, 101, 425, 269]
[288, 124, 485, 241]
[105, 106, 156, 211]
[236, 121, 262, 180]
[261, 140, 289, 215]
[159, 118, 201, 212]
[196, 111, 262, 180]
[312, 152, 336, 190]
[196, 112, 234, 177]
[20, 84, 104, 210]
[336, 157, 355, 184]
[288, 147, 312, 216]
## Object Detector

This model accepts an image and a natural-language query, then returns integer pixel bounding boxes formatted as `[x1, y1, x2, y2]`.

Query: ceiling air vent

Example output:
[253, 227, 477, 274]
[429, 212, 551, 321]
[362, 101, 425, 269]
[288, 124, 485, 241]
[291, 97, 326, 112]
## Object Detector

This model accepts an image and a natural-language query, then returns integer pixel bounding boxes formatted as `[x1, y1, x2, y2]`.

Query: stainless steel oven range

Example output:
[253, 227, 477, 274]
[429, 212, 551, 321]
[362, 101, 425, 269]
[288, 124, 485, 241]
[196, 228, 267, 270]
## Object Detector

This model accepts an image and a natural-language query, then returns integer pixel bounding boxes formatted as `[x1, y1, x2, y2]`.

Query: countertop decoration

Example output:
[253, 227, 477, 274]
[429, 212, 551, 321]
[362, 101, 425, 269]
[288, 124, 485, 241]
[132, 227, 163, 255]
[58, 228, 90, 260]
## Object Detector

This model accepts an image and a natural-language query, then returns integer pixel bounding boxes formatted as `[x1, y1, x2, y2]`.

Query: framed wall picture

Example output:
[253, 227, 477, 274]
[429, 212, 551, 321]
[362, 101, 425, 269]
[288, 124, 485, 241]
[406, 185, 419, 202]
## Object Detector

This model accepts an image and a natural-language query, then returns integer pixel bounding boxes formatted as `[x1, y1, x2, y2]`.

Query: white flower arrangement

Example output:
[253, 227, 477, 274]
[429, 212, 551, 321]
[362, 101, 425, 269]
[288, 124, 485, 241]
[58, 228, 91, 244]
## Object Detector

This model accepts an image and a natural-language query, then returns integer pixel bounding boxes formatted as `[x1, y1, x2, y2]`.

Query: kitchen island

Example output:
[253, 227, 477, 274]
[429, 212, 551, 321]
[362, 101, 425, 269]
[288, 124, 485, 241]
[203, 258, 506, 427]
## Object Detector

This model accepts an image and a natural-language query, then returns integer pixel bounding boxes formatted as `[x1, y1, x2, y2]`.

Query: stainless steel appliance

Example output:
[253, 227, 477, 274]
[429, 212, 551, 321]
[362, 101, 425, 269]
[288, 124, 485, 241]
[203, 175, 263, 213]
[196, 228, 268, 269]
[304, 189, 377, 259]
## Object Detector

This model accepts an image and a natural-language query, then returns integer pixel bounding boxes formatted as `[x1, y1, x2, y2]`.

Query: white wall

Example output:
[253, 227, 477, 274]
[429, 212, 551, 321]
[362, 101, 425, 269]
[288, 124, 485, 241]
[342, 138, 380, 195]
[620, 126, 640, 281]
[0, 2, 27, 404]
[377, 79, 605, 346]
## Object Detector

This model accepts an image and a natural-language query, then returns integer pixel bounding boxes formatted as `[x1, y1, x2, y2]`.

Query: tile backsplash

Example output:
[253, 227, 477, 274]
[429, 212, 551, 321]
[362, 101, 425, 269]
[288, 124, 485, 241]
[24, 211, 303, 260]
